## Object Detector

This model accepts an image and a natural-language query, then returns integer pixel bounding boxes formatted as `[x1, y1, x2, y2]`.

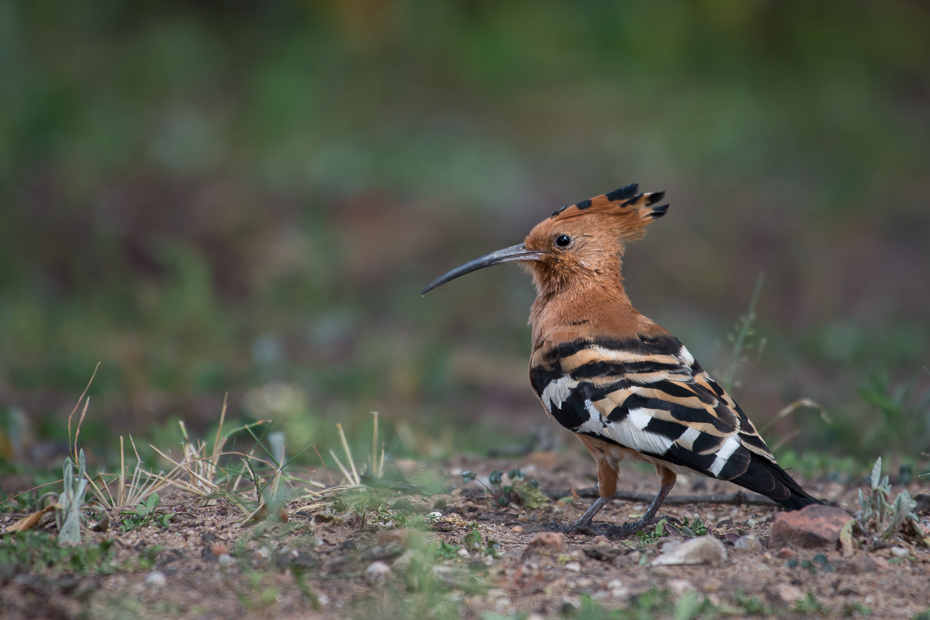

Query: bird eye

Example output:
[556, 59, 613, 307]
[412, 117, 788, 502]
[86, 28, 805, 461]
[554, 234, 572, 248]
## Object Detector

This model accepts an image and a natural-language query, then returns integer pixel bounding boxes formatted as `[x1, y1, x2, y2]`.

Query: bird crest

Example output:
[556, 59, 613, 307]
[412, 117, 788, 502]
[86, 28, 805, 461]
[541, 182, 668, 243]
[520, 183, 669, 295]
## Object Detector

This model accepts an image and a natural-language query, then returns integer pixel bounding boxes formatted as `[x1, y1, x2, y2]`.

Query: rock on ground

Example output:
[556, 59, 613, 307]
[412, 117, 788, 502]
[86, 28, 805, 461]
[521, 532, 566, 560]
[774, 583, 804, 604]
[144, 571, 167, 589]
[734, 534, 762, 552]
[365, 561, 391, 586]
[768, 504, 852, 549]
[649, 535, 727, 566]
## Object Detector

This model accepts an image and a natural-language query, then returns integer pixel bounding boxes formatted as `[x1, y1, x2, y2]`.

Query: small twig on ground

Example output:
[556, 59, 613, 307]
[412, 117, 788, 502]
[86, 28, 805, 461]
[462, 486, 781, 507]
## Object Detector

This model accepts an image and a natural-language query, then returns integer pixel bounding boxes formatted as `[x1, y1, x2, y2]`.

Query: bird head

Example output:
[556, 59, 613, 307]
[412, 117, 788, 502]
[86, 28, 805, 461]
[421, 183, 668, 297]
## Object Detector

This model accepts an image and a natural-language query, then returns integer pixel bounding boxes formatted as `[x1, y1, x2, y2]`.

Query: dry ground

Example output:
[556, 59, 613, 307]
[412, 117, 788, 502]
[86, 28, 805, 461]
[2, 452, 929, 620]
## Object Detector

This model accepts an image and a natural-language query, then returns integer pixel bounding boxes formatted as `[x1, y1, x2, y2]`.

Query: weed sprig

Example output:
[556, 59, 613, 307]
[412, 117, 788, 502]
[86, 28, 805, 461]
[856, 457, 929, 547]
[461, 468, 547, 509]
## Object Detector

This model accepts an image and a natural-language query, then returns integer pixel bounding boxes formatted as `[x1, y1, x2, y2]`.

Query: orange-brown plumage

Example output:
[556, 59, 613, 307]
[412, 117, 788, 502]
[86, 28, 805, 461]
[422, 183, 819, 537]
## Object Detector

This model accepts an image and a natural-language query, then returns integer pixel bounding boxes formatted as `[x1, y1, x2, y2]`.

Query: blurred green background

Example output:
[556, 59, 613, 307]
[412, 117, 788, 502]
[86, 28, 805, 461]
[1, 0, 928, 468]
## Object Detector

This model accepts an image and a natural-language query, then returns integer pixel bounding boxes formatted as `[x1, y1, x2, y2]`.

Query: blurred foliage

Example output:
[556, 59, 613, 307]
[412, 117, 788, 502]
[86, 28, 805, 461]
[1, 0, 929, 464]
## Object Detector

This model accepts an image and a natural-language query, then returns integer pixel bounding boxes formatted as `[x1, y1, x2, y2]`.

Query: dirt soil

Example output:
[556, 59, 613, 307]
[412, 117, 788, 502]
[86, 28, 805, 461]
[2, 452, 929, 619]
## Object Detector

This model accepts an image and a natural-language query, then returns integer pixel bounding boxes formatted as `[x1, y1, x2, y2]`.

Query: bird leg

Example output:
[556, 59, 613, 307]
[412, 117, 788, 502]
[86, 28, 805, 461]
[550, 465, 678, 539]
[590, 480, 676, 539]
[547, 456, 618, 535]
[565, 496, 611, 533]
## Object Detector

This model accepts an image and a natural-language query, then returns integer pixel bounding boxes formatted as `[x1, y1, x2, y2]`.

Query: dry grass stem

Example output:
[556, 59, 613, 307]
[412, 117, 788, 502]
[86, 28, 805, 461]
[67, 362, 99, 462]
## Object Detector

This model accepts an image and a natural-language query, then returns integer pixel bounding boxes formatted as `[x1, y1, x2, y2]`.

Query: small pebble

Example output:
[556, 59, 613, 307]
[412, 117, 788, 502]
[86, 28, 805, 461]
[775, 583, 803, 604]
[144, 571, 167, 589]
[776, 548, 796, 560]
[668, 579, 694, 597]
[218, 554, 236, 568]
[590, 535, 609, 545]
[512, 525, 525, 534]
[393, 549, 425, 574]
[494, 598, 512, 610]
[564, 561, 582, 572]
[313, 536, 325, 547]
[734, 534, 763, 552]
[457, 547, 471, 559]
[650, 536, 727, 566]
[365, 561, 391, 586]
[521, 532, 566, 560]
[890, 546, 908, 558]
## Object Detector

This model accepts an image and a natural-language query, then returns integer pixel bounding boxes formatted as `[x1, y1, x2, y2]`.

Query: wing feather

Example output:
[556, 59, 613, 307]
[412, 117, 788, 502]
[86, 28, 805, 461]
[531, 334, 776, 482]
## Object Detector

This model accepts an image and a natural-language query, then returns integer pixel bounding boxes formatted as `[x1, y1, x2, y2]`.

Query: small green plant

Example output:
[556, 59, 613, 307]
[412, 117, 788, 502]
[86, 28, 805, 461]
[635, 517, 706, 544]
[348, 540, 477, 620]
[679, 517, 708, 537]
[794, 592, 830, 615]
[721, 273, 766, 393]
[570, 588, 720, 620]
[0, 531, 115, 575]
[461, 469, 548, 509]
[463, 527, 483, 552]
[842, 601, 871, 617]
[859, 374, 930, 456]
[732, 591, 771, 615]
[119, 493, 171, 531]
[856, 457, 928, 547]
[133, 544, 165, 571]
[436, 541, 462, 559]
[636, 519, 671, 544]
[56, 449, 89, 545]
[459, 527, 501, 557]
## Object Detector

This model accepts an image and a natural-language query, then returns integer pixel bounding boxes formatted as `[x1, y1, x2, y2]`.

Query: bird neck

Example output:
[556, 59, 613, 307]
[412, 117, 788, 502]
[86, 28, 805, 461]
[529, 280, 649, 351]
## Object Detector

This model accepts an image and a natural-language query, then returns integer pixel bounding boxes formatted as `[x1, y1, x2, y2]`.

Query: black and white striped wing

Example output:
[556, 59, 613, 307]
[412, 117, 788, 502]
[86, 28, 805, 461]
[530, 334, 775, 482]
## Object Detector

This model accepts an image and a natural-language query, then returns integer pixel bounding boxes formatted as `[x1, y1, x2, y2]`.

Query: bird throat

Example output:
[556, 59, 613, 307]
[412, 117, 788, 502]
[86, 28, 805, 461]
[528, 280, 640, 352]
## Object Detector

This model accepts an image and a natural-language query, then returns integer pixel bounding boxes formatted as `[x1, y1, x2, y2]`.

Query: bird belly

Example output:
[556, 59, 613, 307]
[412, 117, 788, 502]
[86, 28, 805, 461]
[577, 434, 694, 481]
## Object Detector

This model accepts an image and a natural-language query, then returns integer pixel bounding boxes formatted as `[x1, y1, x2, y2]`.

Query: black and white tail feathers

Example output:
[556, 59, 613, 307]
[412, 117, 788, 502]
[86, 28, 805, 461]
[732, 453, 821, 510]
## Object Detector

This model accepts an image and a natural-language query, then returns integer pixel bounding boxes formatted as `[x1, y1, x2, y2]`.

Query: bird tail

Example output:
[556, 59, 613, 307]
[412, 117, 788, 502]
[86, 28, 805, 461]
[730, 453, 822, 510]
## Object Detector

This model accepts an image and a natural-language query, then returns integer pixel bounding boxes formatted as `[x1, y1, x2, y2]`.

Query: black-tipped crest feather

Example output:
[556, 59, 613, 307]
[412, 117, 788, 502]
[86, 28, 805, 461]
[605, 183, 639, 202]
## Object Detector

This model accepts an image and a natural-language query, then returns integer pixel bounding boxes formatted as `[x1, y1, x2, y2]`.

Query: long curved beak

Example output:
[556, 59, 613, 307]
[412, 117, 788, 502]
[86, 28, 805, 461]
[421, 243, 544, 295]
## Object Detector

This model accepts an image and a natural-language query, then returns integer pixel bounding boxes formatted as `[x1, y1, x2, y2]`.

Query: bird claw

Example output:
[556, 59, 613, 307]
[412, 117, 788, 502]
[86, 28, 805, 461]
[545, 520, 598, 536]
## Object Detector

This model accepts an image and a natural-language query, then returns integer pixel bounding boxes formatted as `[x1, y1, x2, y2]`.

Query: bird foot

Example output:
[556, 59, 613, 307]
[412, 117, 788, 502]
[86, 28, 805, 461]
[547, 515, 680, 540]
[545, 520, 599, 536]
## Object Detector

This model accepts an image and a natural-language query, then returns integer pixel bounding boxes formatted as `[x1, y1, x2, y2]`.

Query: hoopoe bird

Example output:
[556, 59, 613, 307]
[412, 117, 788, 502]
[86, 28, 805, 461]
[422, 183, 820, 537]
